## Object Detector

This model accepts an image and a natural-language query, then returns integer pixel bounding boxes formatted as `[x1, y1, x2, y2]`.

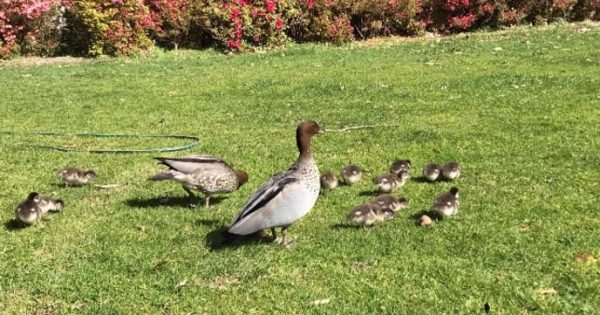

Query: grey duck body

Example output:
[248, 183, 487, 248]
[228, 120, 324, 246]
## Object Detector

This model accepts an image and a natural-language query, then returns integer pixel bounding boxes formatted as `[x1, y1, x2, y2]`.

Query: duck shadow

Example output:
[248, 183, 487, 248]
[205, 227, 272, 251]
[412, 177, 436, 183]
[51, 183, 86, 189]
[357, 190, 378, 197]
[4, 219, 28, 231]
[125, 196, 226, 209]
[410, 209, 443, 224]
[194, 219, 220, 227]
[330, 223, 363, 230]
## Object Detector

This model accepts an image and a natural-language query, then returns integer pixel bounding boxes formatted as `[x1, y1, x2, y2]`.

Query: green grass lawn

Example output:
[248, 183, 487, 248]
[1, 22, 600, 314]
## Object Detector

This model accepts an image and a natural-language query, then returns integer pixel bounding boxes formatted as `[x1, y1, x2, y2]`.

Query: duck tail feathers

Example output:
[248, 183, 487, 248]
[149, 172, 174, 181]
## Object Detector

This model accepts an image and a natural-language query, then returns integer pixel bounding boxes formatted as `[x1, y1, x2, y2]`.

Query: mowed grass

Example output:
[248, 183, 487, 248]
[1, 22, 600, 314]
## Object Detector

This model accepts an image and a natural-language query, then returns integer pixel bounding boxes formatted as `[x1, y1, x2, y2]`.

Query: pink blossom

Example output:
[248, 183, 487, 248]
[266, 0, 276, 13]
[481, 3, 494, 13]
[227, 39, 242, 50]
[275, 17, 283, 31]
[230, 7, 240, 20]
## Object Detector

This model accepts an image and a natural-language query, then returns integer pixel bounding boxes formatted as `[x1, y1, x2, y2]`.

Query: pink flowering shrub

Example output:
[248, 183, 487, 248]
[195, 0, 295, 52]
[341, 0, 426, 37]
[419, 0, 496, 32]
[0, 0, 65, 58]
[288, 0, 343, 42]
[1, 0, 599, 58]
[146, 0, 195, 49]
[62, 0, 154, 56]
[575, 0, 600, 20]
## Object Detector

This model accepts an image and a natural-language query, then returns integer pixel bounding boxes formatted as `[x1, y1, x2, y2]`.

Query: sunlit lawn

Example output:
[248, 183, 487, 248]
[0, 22, 599, 314]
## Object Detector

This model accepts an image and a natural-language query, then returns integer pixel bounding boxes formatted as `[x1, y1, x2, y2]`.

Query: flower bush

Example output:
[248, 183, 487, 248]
[146, 0, 194, 49]
[0, 0, 65, 59]
[61, 0, 154, 56]
[195, 0, 296, 52]
[1, 0, 599, 58]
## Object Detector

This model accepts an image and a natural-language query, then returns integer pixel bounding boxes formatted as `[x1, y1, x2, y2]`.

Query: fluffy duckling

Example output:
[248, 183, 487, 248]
[390, 159, 411, 175]
[228, 121, 324, 246]
[341, 164, 363, 185]
[58, 167, 96, 186]
[373, 171, 410, 193]
[441, 161, 461, 180]
[369, 194, 408, 213]
[320, 172, 339, 190]
[422, 163, 441, 182]
[14, 192, 43, 225]
[36, 195, 64, 214]
[347, 204, 395, 227]
[149, 154, 248, 208]
[433, 187, 460, 217]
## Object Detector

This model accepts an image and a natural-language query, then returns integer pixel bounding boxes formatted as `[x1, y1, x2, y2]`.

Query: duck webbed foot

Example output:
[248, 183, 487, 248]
[182, 186, 199, 208]
[273, 227, 295, 248]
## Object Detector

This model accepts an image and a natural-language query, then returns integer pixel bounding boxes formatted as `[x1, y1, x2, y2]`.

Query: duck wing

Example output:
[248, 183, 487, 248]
[154, 154, 231, 174]
[230, 169, 295, 225]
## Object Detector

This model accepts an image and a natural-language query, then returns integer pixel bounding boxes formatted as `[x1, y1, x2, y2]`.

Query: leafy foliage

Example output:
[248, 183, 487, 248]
[1, 0, 599, 57]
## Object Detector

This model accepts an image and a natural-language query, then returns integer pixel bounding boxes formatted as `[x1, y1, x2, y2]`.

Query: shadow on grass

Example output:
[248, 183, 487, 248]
[125, 196, 226, 209]
[409, 209, 443, 225]
[330, 223, 363, 230]
[195, 218, 221, 227]
[412, 176, 437, 183]
[205, 227, 272, 251]
[357, 190, 378, 197]
[4, 219, 28, 231]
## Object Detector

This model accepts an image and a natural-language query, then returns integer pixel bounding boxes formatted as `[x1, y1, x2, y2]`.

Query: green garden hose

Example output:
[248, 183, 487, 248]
[0, 131, 200, 153]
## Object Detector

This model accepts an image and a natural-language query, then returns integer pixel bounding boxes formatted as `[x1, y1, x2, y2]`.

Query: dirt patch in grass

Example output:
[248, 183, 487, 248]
[0, 56, 85, 68]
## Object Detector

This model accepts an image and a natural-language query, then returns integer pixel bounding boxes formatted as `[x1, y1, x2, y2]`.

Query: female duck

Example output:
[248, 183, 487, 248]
[149, 154, 248, 208]
[228, 121, 324, 246]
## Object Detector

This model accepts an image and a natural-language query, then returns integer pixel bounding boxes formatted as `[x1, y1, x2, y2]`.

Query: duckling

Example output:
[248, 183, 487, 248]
[390, 159, 411, 175]
[422, 163, 441, 182]
[58, 167, 96, 186]
[14, 192, 42, 225]
[36, 195, 64, 214]
[373, 171, 410, 193]
[320, 172, 339, 190]
[341, 164, 362, 185]
[441, 161, 461, 180]
[369, 194, 408, 213]
[347, 203, 395, 227]
[433, 187, 460, 217]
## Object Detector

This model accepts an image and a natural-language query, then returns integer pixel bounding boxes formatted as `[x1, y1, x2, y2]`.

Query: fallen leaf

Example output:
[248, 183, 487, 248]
[175, 279, 188, 290]
[311, 299, 331, 306]
[153, 259, 169, 270]
[71, 300, 87, 310]
[536, 288, 558, 296]
[574, 251, 597, 264]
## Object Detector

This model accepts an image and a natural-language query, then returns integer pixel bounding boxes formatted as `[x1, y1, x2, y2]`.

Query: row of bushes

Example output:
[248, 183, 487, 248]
[1, 0, 599, 58]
